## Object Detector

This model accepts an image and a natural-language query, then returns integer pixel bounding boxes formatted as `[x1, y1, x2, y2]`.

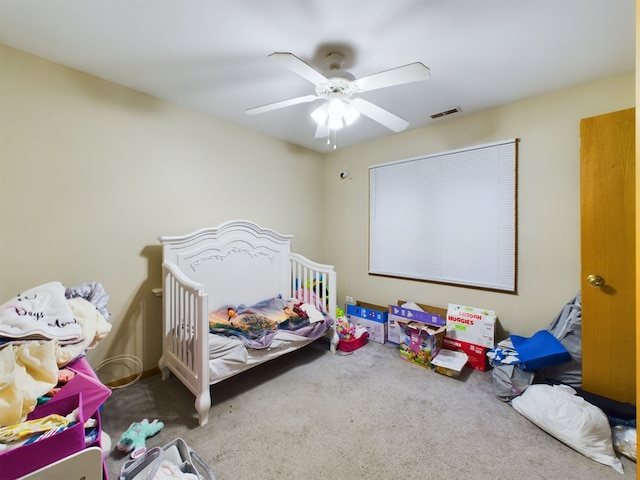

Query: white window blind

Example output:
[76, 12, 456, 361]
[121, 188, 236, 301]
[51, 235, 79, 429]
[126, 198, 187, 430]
[369, 139, 517, 292]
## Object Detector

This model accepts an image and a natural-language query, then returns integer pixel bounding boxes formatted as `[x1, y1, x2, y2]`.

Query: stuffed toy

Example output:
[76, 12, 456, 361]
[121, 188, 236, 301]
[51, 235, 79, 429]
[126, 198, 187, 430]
[116, 418, 164, 458]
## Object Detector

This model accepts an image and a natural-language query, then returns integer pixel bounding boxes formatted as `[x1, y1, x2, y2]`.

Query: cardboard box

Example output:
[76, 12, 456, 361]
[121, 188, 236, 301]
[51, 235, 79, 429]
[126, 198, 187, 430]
[389, 302, 447, 327]
[398, 319, 446, 369]
[431, 349, 469, 377]
[445, 304, 496, 349]
[388, 301, 447, 345]
[347, 302, 388, 322]
[347, 302, 388, 344]
[443, 336, 489, 372]
[387, 313, 402, 345]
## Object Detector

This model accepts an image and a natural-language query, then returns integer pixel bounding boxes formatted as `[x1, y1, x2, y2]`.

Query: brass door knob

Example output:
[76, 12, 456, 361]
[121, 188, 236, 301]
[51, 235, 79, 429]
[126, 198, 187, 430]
[587, 274, 605, 287]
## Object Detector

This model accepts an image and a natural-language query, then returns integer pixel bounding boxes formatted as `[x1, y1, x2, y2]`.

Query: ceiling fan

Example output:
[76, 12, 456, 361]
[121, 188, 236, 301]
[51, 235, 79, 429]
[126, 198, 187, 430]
[246, 52, 431, 140]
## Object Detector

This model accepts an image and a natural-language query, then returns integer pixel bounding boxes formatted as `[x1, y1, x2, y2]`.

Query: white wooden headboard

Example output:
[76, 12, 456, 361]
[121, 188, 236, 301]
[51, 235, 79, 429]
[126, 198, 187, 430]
[159, 220, 294, 310]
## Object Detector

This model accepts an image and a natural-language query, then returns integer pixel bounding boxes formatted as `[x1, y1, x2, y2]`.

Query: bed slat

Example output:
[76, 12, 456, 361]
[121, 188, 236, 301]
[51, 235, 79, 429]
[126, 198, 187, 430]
[289, 253, 336, 317]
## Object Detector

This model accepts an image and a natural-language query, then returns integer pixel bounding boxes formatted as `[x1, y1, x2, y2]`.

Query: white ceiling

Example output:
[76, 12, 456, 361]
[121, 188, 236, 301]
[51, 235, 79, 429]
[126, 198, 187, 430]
[0, 0, 635, 153]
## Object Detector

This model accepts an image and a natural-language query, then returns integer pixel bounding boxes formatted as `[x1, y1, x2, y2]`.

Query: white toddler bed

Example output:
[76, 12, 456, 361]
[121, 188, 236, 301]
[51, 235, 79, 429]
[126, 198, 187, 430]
[158, 220, 338, 426]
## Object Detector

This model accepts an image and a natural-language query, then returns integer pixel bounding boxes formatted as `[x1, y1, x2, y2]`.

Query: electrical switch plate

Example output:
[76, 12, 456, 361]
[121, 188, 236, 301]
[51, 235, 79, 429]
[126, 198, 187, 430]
[345, 296, 354, 305]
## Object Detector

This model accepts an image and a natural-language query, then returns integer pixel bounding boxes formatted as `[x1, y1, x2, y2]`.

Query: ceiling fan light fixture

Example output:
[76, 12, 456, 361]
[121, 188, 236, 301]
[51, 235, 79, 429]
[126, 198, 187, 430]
[327, 94, 347, 118]
[327, 114, 344, 130]
[313, 96, 352, 130]
[310, 104, 328, 126]
[343, 103, 360, 126]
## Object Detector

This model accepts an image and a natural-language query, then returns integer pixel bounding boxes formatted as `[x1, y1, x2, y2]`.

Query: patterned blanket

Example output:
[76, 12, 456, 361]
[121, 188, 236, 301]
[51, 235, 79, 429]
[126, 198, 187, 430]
[208, 296, 331, 349]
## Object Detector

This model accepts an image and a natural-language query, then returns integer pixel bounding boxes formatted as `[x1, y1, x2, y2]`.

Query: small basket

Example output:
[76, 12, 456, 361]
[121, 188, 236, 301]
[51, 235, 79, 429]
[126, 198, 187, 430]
[337, 332, 368, 352]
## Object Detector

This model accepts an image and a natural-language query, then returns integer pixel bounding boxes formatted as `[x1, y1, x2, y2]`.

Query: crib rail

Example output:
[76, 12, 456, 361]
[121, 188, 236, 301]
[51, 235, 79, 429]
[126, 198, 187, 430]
[289, 253, 337, 318]
[160, 262, 210, 421]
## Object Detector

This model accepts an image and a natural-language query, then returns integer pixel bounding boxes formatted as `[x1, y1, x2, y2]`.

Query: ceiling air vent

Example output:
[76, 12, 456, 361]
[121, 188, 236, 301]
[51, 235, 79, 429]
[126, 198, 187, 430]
[430, 107, 462, 119]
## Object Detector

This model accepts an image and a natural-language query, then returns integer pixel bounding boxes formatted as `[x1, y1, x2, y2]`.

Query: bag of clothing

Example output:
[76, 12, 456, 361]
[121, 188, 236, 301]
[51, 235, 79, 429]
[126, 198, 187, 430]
[119, 438, 216, 480]
[491, 364, 535, 402]
[534, 291, 583, 387]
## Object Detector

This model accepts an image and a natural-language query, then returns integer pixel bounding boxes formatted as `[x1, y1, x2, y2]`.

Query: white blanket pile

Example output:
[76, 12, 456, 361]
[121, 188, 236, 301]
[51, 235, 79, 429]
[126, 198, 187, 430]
[0, 282, 82, 344]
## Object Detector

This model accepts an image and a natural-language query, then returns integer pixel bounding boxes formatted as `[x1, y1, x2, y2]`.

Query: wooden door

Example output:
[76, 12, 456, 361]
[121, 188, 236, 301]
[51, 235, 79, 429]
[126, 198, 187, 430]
[580, 107, 635, 404]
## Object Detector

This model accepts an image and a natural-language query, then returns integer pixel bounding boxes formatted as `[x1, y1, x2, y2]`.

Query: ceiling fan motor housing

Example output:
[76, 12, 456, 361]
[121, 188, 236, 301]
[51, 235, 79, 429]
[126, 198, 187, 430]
[315, 78, 355, 99]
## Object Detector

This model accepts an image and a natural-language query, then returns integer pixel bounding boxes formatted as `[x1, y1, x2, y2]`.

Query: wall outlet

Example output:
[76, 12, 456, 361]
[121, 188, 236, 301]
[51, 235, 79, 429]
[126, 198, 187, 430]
[345, 296, 354, 305]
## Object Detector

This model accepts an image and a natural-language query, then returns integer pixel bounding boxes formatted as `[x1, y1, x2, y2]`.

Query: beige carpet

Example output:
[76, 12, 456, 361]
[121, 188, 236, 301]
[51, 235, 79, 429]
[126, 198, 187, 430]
[101, 340, 635, 480]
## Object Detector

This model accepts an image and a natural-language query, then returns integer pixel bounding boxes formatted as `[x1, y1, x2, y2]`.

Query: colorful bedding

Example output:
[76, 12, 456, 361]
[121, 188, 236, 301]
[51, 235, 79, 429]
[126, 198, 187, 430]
[208, 296, 331, 349]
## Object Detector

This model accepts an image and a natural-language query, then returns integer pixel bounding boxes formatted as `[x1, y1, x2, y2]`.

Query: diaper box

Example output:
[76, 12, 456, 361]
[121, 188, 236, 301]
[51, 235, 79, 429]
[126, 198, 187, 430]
[442, 336, 489, 372]
[445, 304, 496, 349]
[347, 302, 388, 344]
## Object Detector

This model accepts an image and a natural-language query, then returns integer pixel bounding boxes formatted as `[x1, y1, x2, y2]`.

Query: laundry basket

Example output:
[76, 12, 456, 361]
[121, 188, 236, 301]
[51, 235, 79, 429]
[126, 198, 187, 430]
[119, 438, 216, 480]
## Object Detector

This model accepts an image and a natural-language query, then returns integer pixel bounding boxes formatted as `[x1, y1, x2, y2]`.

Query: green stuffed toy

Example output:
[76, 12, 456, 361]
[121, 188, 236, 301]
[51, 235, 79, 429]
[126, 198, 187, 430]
[116, 418, 164, 459]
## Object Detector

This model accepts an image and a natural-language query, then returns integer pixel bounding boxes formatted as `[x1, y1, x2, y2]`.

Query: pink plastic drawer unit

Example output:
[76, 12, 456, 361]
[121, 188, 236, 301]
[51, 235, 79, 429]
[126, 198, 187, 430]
[57, 357, 111, 420]
[0, 393, 86, 479]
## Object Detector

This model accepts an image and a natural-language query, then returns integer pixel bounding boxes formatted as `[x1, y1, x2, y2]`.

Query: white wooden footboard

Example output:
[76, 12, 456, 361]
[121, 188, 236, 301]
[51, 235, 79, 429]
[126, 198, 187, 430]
[158, 261, 211, 426]
[290, 253, 339, 352]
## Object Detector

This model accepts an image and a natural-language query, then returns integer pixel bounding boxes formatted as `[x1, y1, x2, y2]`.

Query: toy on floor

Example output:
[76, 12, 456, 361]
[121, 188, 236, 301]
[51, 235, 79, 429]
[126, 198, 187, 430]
[116, 418, 164, 459]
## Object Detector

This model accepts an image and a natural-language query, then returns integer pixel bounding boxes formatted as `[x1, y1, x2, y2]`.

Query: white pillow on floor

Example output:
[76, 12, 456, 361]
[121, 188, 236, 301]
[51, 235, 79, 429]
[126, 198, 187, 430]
[512, 384, 623, 474]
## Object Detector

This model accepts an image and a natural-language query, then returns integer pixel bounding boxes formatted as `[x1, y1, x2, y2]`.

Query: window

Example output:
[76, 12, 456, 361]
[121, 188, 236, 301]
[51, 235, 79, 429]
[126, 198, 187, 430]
[369, 138, 517, 292]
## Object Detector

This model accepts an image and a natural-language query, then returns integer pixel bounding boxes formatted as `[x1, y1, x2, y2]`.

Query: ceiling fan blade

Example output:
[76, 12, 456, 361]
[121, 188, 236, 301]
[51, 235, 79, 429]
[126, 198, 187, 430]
[269, 52, 329, 85]
[351, 98, 409, 132]
[246, 94, 319, 115]
[352, 62, 430, 92]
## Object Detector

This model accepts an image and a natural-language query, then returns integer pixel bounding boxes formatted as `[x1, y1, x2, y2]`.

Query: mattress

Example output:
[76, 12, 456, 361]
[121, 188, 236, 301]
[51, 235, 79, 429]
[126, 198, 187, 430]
[207, 331, 316, 383]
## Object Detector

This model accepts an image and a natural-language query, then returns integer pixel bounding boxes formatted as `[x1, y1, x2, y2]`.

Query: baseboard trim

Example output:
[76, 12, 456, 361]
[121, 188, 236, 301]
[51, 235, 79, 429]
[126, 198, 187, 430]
[105, 367, 160, 388]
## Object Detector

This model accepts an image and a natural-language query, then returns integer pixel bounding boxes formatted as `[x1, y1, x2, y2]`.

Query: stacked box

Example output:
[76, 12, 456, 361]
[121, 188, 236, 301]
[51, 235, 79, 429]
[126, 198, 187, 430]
[390, 303, 446, 327]
[445, 304, 496, 349]
[388, 301, 447, 345]
[347, 302, 388, 344]
[443, 336, 489, 372]
[444, 304, 495, 372]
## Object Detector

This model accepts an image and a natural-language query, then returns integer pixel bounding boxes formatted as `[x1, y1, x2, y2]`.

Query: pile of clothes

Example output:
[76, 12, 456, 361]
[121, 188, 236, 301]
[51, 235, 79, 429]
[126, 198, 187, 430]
[487, 291, 581, 401]
[487, 291, 636, 469]
[0, 281, 111, 427]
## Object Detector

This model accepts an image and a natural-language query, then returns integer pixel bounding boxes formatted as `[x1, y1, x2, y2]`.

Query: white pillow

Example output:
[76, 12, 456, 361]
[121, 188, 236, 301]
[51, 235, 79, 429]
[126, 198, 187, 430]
[511, 384, 623, 474]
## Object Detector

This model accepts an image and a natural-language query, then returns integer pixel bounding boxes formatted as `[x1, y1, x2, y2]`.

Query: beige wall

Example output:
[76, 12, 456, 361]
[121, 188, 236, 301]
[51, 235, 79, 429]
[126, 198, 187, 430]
[1, 43, 635, 377]
[323, 72, 635, 338]
[0, 45, 325, 378]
